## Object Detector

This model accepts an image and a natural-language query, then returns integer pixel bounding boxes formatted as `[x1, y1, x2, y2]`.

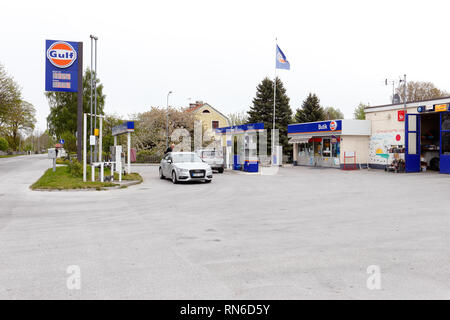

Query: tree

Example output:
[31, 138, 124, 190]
[131, 107, 196, 156]
[3, 100, 36, 150]
[0, 137, 8, 151]
[247, 77, 292, 154]
[324, 106, 344, 120]
[0, 63, 22, 131]
[46, 68, 105, 137]
[294, 93, 325, 123]
[101, 114, 123, 154]
[396, 81, 448, 103]
[353, 103, 368, 120]
[228, 110, 248, 126]
[60, 131, 77, 153]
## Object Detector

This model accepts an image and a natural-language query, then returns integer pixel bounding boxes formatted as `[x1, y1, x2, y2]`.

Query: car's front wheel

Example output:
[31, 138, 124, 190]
[159, 167, 165, 179]
[218, 167, 224, 173]
[171, 171, 178, 184]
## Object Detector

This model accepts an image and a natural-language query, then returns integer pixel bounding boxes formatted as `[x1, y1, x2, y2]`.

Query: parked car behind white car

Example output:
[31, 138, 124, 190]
[159, 152, 213, 184]
[196, 148, 224, 173]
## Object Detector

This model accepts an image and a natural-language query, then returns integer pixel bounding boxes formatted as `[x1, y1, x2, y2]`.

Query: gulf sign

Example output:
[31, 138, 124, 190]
[47, 41, 77, 68]
[45, 40, 79, 92]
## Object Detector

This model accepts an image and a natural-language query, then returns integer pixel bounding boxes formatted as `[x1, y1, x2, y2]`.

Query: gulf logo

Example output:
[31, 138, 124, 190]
[47, 41, 77, 68]
[330, 121, 337, 131]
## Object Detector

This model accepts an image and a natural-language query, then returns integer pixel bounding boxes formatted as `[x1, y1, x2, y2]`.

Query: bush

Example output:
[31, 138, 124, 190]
[136, 149, 162, 163]
[0, 137, 8, 152]
[68, 160, 83, 178]
[56, 158, 70, 165]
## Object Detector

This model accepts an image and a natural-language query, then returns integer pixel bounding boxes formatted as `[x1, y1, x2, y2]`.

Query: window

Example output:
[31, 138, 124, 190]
[322, 139, 331, 157]
[212, 121, 219, 129]
[314, 141, 321, 156]
[442, 113, 450, 131]
[172, 153, 202, 163]
[442, 132, 450, 155]
[202, 109, 211, 113]
[332, 141, 340, 158]
[408, 133, 417, 154]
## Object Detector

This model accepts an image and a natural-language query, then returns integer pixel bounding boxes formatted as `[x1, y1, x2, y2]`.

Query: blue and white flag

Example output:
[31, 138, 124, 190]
[275, 45, 290, 70]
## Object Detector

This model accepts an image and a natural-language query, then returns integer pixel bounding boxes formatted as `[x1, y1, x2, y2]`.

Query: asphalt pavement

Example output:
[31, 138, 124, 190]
[0, 154, 449, 299]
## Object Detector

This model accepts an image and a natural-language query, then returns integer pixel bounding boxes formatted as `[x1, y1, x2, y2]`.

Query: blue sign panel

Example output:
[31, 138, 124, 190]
[288, 120, 342, 135]
[215, 122, 264, 134]
[112, 121, 135, 136]
[45, 40, 79, 92]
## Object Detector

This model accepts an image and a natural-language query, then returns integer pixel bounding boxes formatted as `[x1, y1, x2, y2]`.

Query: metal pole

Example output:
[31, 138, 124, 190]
[166, 91, 172, 149]
[392, 81, 395, 104]
[76, 42, 83, 162]
[90, 36, 94, 165]
[94, 37, 98, 161]
[127, 132, 131, 174]
[403, 74, 407, 114]
[272, 39, 277, 165]
[98, 116, 102, 162]
[83, 113, 87, 182]
[94, 37, 98, 131]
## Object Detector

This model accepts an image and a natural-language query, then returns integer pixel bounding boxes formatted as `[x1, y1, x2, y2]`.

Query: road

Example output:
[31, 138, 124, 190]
[0, 154, 449, 299]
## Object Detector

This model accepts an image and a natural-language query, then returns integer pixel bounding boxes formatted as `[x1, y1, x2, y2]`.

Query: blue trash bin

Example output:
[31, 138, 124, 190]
[244, 160, 259, 172]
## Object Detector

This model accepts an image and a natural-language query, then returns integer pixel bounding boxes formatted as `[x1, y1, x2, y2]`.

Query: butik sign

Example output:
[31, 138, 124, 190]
[288, 120, 342, 135]
[45, 40, 79, 92]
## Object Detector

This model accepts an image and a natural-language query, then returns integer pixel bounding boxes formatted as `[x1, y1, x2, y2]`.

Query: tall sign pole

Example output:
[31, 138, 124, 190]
[76, 42, 83, 161]
[90, 36, 94, 165]
[272, 38, 277, 165]
[403, 74, 407, 115]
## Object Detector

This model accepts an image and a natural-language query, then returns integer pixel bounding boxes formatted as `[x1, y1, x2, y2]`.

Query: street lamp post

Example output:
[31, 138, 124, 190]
[166, 91, 172, 150]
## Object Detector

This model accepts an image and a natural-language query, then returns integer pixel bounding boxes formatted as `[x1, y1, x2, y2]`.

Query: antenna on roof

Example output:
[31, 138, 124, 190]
[385, 78, 397, 104]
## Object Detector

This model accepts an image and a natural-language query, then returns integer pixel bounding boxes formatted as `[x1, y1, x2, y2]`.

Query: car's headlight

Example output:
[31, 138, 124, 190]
[178, 168, 189, 174]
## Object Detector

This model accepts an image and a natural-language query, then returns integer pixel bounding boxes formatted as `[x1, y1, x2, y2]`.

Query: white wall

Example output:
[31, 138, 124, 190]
[340, 135, 370, 165]
[341, 120, 371, 136]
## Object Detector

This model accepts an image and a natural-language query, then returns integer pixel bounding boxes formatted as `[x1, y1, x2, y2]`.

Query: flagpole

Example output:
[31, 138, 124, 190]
[272, 38, 277, 165]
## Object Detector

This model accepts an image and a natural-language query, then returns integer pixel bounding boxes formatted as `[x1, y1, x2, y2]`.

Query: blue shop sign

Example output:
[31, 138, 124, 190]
[288, 120, 342, 135]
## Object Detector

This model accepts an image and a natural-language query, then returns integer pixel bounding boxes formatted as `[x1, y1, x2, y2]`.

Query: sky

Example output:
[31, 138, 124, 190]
[1, 0, 450, 132]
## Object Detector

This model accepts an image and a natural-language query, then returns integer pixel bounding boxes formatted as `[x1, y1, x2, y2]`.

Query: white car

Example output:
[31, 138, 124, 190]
[159, 152, 213, 184]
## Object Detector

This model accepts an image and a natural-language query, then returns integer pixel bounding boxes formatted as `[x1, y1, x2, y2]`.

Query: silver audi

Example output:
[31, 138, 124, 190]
[159, 152, 213, 184]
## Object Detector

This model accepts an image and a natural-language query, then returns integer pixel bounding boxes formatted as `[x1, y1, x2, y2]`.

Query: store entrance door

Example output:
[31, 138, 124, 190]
[440, 112, 450, 174]
[405, 114, 421, 172]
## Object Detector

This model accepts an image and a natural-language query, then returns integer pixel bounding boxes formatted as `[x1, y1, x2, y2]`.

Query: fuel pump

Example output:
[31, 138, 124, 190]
[244, 131, 259, 172]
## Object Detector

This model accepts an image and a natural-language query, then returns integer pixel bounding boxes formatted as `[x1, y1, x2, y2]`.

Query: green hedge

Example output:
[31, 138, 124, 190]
[136, 149, 162, 163]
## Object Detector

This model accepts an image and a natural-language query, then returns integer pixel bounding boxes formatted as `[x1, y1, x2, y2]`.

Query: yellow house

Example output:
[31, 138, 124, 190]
[186, 101, 230, 131]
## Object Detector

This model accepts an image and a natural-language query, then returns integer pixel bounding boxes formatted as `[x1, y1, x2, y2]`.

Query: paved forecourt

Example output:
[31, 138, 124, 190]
[0, 155, 449, 299]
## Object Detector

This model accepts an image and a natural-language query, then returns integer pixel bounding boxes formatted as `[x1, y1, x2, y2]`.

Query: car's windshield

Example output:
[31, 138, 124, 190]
[172, 153, 202, 163]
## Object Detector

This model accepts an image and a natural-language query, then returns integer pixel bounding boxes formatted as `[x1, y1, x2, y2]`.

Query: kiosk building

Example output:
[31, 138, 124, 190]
[365, 97, 450, 174]
[288, 119, 371, 169]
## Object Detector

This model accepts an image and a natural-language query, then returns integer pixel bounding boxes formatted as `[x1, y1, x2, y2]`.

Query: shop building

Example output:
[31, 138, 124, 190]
[288, 119, 371, 169]
[365, 97, 450, 174]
